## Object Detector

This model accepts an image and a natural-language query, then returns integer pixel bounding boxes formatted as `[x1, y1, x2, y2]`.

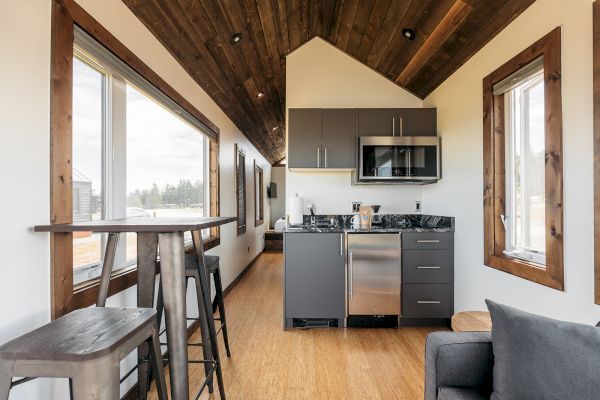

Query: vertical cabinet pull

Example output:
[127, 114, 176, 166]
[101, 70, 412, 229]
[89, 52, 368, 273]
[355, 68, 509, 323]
[324, 148, 328, 168]
[317, 147, 321, 168]
[400, 117, 403, 136]
[348, 251, 353, 299]
[392, 117, 396, 136]
[339, 234, 343, 255]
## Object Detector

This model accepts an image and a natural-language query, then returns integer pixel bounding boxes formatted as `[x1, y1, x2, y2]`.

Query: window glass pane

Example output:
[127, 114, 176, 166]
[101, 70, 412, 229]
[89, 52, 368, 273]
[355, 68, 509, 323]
[506, 71, 545, 262]
[126, 84, 205, 262]
[72, 57, 104, 282]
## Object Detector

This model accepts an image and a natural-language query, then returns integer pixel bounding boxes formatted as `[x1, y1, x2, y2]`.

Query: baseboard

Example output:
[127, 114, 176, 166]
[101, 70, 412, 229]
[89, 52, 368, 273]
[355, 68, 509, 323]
[122, 251, 264, 399]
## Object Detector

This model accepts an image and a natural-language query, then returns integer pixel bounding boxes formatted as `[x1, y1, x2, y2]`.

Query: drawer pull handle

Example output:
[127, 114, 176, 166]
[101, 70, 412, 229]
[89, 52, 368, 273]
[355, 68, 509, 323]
[417, 300, 441, 304]
[416, 239, 440, 243]
[417, 266, 440, 269]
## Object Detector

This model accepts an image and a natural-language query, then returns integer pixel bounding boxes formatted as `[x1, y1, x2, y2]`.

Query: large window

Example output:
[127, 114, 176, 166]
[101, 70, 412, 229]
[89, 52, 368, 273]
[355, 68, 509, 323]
[483, 27, 563, 290]
[71, 27, 214, 286]
[503, 62, 545, 264]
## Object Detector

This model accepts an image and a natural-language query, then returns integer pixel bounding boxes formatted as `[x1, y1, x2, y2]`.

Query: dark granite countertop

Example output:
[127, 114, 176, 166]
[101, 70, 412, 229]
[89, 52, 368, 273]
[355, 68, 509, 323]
[284, 214, 454, 233]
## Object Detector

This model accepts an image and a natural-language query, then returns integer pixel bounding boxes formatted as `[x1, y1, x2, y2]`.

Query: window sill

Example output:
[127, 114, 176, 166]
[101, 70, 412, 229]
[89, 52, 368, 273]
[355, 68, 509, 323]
[485, 254, 563, 291]
[71, 235, 220, 310]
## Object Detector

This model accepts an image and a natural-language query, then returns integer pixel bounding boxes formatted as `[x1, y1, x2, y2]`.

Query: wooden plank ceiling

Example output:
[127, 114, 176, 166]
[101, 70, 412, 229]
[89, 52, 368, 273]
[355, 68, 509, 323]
[122, 0, 535, 164]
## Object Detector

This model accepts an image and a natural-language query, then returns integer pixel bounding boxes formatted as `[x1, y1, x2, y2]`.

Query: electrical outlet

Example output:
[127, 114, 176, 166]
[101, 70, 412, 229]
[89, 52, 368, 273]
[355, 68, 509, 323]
[248, 246, 250, 253]
[352, 202, 362, 213]
[415, 201, 422, 212]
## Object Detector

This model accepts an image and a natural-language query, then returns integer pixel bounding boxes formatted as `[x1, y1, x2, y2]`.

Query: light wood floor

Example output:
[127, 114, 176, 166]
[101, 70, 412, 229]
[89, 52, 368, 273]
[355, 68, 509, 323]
[148, 252, 446, 400]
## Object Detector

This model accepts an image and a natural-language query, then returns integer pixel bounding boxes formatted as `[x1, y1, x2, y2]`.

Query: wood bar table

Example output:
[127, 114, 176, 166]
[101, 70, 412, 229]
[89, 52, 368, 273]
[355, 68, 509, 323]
[35, 217, 236, 400]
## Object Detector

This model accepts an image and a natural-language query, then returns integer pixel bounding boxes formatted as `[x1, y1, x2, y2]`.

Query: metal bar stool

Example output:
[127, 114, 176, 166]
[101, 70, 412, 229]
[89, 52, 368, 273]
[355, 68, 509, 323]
[155, 254, 230, 398]
[0, 307, 167, 400]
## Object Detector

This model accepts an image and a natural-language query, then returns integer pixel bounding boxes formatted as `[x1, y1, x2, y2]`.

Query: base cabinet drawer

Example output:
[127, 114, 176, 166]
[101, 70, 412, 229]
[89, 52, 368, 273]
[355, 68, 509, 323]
[403, 250, 453, 284]
[402, 284, 453, 318]
[402, 232, 451, 250]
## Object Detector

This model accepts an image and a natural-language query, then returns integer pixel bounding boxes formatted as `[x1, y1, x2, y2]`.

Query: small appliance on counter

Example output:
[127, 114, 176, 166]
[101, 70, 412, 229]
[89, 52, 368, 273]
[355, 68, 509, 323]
[371, 205, 382, 225]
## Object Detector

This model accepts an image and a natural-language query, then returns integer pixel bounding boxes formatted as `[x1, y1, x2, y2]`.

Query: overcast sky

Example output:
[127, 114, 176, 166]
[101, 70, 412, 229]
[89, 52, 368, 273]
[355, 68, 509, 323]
[73, 58, 205, 197]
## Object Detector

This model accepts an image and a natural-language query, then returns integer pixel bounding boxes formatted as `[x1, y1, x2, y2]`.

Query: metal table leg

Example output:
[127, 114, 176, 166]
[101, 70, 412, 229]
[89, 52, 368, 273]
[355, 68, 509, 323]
[96, 232, 120, 307]
[136, 233, 159, 399]
[158, 232, 189, 400]
[192, 230, 226, 399]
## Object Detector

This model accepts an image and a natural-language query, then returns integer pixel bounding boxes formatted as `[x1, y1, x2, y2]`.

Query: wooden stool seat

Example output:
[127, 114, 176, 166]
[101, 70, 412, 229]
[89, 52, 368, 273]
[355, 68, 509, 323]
[0, 307, 167, 400]
[0, 308, 155, 362]
[451, 311, 492, 332]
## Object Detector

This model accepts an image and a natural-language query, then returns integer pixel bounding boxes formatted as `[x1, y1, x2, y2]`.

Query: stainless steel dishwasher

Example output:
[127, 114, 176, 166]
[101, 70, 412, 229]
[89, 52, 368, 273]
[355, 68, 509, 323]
[347, 233, 401, 327]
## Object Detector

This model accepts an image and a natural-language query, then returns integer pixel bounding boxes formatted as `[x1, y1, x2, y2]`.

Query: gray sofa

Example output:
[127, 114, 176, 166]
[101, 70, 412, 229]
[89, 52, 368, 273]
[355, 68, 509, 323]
[425, 331, 494, 400]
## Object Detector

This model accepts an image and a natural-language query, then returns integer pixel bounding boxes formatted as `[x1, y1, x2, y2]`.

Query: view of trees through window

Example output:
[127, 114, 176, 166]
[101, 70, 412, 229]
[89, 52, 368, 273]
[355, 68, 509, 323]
[72, 53, 207, 283]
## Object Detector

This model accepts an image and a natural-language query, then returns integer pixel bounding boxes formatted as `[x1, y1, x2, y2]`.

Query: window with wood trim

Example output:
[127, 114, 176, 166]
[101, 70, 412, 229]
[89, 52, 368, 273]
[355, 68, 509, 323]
[235, 144, 246, 235]
[254, 160, 264, 226]
[50, 0, 221, 317]
[483, 27, 563, 290]
[594, 0, 600, 305]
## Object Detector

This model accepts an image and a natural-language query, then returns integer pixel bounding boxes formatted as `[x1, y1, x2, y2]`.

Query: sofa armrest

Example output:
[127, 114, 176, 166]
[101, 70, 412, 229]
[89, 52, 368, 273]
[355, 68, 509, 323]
[424, 331, 494, 400]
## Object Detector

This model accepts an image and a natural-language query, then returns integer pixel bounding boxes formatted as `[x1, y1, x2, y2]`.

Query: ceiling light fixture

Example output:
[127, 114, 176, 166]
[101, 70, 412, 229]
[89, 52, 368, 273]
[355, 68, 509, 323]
[402, 28, 416, 40]
[230, 33, 242, 45]
[257, 92, 264, 98]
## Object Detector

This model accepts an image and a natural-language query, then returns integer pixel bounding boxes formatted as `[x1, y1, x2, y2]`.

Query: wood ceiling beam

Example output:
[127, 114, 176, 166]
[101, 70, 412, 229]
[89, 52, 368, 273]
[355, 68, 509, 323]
[395, 0, 474, 86]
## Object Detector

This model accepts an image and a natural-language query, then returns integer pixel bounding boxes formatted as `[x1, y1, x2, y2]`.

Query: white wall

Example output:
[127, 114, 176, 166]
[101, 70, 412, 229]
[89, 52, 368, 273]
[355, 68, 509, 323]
[0, 0, 270, 398]
[286, 37, 424, 215]
[423, 0, 600, 324]
[270, 166, 286, 227]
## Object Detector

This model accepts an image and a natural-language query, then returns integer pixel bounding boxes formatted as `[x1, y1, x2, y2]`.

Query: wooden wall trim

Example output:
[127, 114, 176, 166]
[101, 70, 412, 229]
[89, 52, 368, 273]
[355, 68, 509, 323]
[482, 27, 564, 291]
[50, 0, 222, 316]
[594, 1, 600, 305]
[50, 0, 74, 319]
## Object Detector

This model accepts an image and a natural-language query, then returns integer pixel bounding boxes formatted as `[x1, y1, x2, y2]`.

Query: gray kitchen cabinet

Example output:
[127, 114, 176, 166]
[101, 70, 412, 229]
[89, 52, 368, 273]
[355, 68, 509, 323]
[357, 108, 436, 137]
[288, 108, 356, 169]
[322, 109, 357, 169]
[401, 232, 454, 320]
[288, 108, 323, 168]
[284, 233, 345, 326]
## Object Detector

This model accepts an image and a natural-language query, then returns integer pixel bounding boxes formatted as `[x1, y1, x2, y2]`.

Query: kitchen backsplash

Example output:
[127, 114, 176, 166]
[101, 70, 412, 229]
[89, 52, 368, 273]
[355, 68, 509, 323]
[301, 214, 454, 229]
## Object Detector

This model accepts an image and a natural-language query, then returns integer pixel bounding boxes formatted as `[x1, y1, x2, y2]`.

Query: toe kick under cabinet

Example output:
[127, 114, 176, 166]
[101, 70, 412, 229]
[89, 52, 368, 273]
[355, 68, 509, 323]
[401, 232, 454, 323]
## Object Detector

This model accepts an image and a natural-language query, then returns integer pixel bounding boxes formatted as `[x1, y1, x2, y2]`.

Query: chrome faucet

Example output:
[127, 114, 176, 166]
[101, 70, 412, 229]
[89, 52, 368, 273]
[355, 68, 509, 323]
[308, 204, 316, 226]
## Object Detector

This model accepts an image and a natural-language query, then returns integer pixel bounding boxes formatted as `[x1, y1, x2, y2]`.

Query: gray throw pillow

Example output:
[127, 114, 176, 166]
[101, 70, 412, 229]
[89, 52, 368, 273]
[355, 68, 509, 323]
[486, 299, 600, 400]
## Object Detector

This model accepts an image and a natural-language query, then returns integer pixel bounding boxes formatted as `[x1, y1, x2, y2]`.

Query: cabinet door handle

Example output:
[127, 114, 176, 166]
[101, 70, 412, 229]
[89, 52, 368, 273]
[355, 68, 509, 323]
[416, 239, 440, 243]
[417, 266, 440, 269]
[339, 234, 343, 255]
[400, 117, 403, 136]
[317, 147, 321, 168]
[348, 251, 353, 299]
[324, 148, 328, 168]
[392, 117, 396, 136]
[417, 300, 441, 304]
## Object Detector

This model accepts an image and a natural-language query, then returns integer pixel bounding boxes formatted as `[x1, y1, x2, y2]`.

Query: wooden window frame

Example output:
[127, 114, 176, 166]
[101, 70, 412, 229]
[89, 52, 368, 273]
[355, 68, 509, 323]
[235, 144, 247, 235]
[594, 1, 600, 305]
[50, 0, 221, 318]
[483, 27, 564, 291]
[254, 160, 264, 226]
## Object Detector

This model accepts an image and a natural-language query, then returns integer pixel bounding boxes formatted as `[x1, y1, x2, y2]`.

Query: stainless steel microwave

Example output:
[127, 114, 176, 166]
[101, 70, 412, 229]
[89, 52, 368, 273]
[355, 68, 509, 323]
[358, 136, 441, 184]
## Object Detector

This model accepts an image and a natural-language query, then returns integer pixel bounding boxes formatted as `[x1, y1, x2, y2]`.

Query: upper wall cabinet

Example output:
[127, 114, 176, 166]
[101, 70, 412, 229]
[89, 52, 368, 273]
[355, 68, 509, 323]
[288, 109, 323, 169]
[288, 108, 437, 170]
[288, 108, 356, 170]
[357, 108, 436, 137]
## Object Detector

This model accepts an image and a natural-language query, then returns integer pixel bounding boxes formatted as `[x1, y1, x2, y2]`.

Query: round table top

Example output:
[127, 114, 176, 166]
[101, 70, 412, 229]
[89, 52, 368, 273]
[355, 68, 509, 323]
[451, 311, 492, 332]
